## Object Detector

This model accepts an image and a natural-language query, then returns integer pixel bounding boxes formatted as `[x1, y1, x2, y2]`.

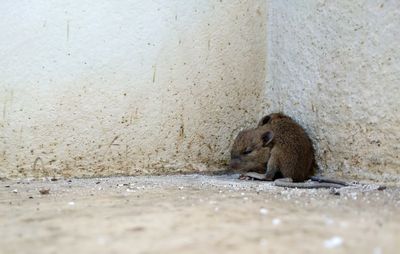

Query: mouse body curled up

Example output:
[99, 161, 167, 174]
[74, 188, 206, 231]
[230, 113, 348, 188]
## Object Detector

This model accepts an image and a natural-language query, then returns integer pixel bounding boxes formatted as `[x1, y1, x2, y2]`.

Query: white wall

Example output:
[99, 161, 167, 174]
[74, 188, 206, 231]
[0, 0, 267, 178]
[265, 0, 400, 181]
[2, 1, 399, 182]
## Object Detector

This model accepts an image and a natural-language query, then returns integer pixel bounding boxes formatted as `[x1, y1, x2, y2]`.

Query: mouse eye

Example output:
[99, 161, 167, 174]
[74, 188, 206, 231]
[243, 148, 253, 155]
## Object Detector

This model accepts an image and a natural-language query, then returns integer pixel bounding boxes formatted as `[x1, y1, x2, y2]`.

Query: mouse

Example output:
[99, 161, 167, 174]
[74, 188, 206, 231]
[230, 113, 349, 188]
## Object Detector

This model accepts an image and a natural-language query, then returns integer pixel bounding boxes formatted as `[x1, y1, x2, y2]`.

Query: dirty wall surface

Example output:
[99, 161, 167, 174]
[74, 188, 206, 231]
[2, 0, 399, 182]
[265, 1, 400, 182]
[0, 0, 267, 178]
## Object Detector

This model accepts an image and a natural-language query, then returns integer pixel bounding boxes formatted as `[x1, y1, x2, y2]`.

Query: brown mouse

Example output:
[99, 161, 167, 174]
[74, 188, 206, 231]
[230, 113, 349, 188]
[255, 113, 314, 182]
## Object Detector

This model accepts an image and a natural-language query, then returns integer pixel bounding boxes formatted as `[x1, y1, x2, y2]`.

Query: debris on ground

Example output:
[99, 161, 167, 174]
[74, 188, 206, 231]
[324, 236, 343, 248]
[259, 208, 268, 215]
[272, 218, 281, 226]
[39, 188, 50, 195]
[0, 174, 399, 254]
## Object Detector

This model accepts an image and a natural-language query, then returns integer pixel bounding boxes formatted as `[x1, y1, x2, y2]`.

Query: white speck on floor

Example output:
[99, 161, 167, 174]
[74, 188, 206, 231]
[324, 236, 343, 248]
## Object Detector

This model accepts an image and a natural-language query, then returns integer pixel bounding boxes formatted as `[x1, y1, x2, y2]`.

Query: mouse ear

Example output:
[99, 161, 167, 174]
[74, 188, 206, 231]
[258, 115, 271, 126]
[262, 131, 274, 147]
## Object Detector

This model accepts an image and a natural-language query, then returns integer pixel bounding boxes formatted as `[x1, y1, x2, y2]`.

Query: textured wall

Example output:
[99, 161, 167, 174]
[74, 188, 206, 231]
[3, 1, 398, 182]
[265, 0, 400, 181]
[0, 0, 266, 178]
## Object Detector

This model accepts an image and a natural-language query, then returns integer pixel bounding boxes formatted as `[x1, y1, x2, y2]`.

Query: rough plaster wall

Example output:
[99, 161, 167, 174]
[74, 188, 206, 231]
[0, 0, 266, 179]
[266, 0, 400, 181]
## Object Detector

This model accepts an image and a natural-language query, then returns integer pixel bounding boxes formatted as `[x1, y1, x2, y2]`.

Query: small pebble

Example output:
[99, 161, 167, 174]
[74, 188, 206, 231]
[272, 218, 281, 226]
[324, 236, 343, 248]
[12, 189, 18, 193]
[259, 208, 268, 215]
[39, 188, 50, 195]
[68, 201, 75, 206]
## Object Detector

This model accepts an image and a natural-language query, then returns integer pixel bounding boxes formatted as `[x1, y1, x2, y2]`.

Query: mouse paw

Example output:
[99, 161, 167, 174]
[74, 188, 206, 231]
[238, 174, 252, 180]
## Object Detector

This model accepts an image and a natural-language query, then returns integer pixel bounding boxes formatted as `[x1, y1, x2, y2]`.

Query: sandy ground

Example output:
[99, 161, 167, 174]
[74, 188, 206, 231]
[1, 174, 399, 254]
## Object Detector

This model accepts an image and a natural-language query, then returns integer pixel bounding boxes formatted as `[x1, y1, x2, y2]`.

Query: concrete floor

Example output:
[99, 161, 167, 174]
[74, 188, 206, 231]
[1, 174, 399, 254]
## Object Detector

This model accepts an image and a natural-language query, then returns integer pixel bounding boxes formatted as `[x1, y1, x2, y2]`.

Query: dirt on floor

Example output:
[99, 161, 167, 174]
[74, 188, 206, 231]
[1, 174, 399, 254]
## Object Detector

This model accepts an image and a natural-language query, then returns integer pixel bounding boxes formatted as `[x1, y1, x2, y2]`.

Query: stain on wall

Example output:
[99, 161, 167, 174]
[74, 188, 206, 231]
[0, 0, 267, 178]
[265, 0, 400, 182]
[5, 1, 397, 182]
